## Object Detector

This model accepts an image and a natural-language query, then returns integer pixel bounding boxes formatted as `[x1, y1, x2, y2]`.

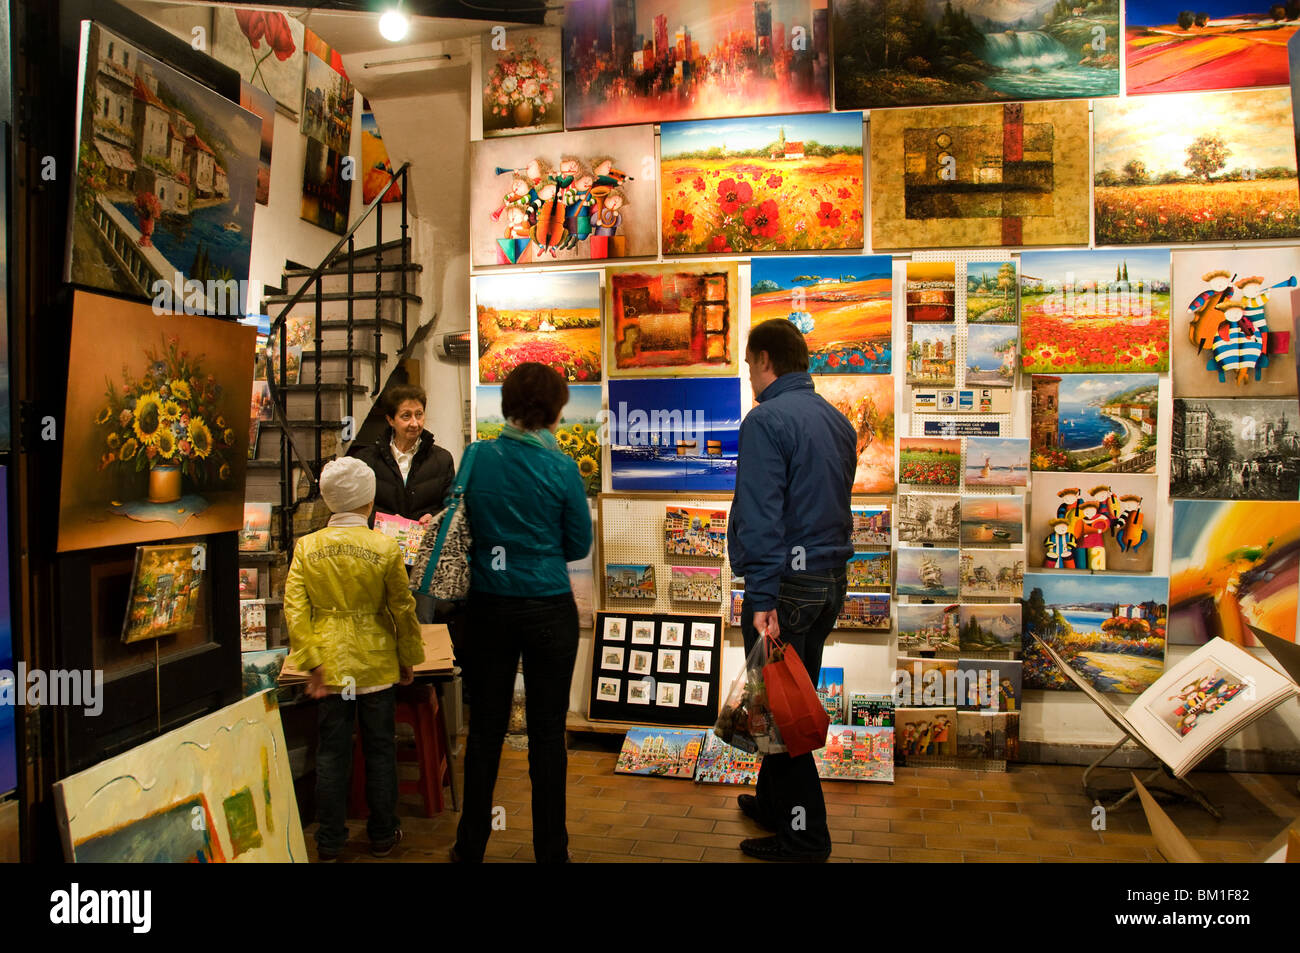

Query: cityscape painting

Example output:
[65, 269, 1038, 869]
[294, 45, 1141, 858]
[1171, 398, 1300, 500]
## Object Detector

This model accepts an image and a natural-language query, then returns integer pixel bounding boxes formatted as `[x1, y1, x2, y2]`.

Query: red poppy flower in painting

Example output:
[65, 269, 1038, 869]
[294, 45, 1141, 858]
[717, 178, 753, 215]
[816, 202, 842, 228]
[767, 175, 783, 189]
[743, 200, 780, 238]
[693, 176, 706, 192]
[672, 209, 693, 232]
[707, 235, 733, 253]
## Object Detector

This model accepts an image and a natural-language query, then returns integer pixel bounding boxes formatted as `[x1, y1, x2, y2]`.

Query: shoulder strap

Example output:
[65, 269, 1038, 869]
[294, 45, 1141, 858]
[450, 440, 480, 498]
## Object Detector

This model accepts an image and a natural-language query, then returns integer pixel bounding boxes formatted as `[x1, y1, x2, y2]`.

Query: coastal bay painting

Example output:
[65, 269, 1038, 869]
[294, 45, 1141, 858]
[1021, 573, 1169, 693]
[960, 496, 1024, 545]
[1030, 374, 1159, 473]
[964, 437, 1029, 487]
[70, 22, 261, 314]
[608, 378, 740, 491]
[966, 324, 1019, 387]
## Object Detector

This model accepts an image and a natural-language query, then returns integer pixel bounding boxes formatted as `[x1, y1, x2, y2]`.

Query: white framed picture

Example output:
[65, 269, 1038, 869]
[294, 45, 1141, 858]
[657, 682, 680, 707]
[602, 617, 626, 642]
[661, 621, 684, 646]
[658, 649, 681, 674]
[627, 679, 653, 705]
[690, 621, 716, 647]
[685, 680, 709, 706]
[597, 677, 621, 701]
[629, 650, 653, 675]
[600, 646, 625, 671]
[688, 649, 712, 675]
[631, 621, 656, 644]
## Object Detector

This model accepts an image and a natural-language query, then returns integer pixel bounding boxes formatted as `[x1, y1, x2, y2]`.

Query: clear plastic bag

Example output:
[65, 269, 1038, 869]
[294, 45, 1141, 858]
[713, 636, 786, 755]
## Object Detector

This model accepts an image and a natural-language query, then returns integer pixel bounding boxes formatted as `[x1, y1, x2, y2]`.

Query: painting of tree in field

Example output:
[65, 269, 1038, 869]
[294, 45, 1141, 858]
[1093, 88, 1300, 245]
[475, 271, 601, 383]
[812, 375, 895, 493]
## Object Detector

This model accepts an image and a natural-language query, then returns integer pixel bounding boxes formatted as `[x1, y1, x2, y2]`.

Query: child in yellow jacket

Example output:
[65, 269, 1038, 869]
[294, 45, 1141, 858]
[284, 457, 424, 860]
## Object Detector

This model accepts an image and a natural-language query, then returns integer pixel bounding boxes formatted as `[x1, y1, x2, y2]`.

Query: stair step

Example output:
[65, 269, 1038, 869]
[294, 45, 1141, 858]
[265, 382, 370, 394]
[319, 318, 404, 333]
[282, 260, 422, 279]
[261, 289, 421, 306]
[259, 418, 348, 430]
[301, 348, 387, 363]
[326, 237, 411, 265]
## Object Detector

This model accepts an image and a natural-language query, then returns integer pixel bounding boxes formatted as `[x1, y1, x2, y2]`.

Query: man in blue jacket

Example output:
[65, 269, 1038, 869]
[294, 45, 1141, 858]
[728, 318, 857, 862]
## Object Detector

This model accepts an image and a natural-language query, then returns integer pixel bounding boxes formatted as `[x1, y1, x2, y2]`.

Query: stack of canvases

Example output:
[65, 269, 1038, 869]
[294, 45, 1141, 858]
[466, 3, 1300, 778]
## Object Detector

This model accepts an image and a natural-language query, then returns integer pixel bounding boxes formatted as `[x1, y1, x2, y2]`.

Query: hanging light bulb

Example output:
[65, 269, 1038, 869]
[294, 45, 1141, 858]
[378, 4, 410, 43]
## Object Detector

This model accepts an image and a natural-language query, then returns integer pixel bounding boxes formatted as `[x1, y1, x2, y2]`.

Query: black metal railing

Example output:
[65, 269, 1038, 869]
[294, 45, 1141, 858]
[265, 162, 412, 552]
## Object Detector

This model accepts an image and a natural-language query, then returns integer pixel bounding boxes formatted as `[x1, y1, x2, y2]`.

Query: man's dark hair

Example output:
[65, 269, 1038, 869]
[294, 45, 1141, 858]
[746, 319, 809, 376]
[502, 362, 569, 431]
[384, 383, 427, 416]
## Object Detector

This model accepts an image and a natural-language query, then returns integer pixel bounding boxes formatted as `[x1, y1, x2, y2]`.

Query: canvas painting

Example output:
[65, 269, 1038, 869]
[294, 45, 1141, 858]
[966, 261, 1019, 323]
[849, 692, 895, 727]
[750, 255, 892, 373]
[730, 588, 744, 626]
[606, 263, 738, 376]
[53, 692, 307, 861]
[1126, 1, 1299, 95]
[121, 543, 205, 644]
[240, 82, 275, 206]
[608, 378, 740, 491]
[1019, 249, 1172, 374]
[1021, 573, 1169, 693]
[956, 711, 1020, 760]
[899, 437, 961, 487]
[250, 380, 273, 422]
[670, 566, 723, 603]
[242, 648, 288, 697]
[210, 6, 306, 115]
[1171, 398, 1300, 500]
[835, 592, 891, 630]
[70, 23, 261, 314]
[851, 504, 892, 546]
[239, 599, 267, 652]
[906, 324, 957, 386]
[895, 707, 957, 758]
[1031, 374, 1159, 472]
[360, 108, 401, 205]
[1170, 246, 1300, 397]
[238, 567, 258, 599]
[58, 293, 254, 553]
[846, 552, 891, 589]
[240, 503, 272, 553]
[811, 375, 895, 493]
[965, 325, 1019, 387]
[956, 658, 1023, 711]
[1169, 500, 1300, 647]
[1093, 88, 1300, 245]
[870, 100, 1091, 249]
[960, 548, 1025, 599]
[813, 725, 894, 782]
[964, 437, 1029, 487]
[660, 112, 863, 254]
[470, 125, 656, 267]
[905, 262, 955, 322]
[960, 496, 1024, 545]
[614, 727, 705, 779]
[301, 53, 354, 154]
[606, 564, 657, 600]
[895, 656, 958, 707]
[476, 271, 602, 383]
[478, 384, 602, 495]
[897, 547, 960, 599]
[816, 667, 845, 722]
[481, 27, 563, 138]
[300, 137, 353, 235]
[897, 603, 960, 652]
[664, 506, 728, 558]
[958, 604, 1023, 654]
[562, 0, 831, 129]
[569, 552, 595, 630]
[832, 0, 1119, 109]
[1029, 472, 1157, 573]
[896, 493, 960, 544]
[693, 732, 762, 785]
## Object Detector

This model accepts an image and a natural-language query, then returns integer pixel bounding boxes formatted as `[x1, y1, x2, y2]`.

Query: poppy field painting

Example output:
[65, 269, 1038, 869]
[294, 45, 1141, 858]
[660, 112, 864, 255]
[475, 271, 601, 383]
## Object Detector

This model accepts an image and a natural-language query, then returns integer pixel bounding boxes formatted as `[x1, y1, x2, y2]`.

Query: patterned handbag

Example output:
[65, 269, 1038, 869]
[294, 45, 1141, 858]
[411, 441, 481, 600]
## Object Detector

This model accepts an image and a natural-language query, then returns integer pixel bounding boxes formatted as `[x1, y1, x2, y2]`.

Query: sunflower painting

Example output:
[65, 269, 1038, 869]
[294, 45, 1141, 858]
[476, 383, 602, 496]
[58, 292, 255, 552]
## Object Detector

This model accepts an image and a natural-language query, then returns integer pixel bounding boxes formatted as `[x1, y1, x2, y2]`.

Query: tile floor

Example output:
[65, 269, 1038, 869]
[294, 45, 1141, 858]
[305, 735, 1300, 863]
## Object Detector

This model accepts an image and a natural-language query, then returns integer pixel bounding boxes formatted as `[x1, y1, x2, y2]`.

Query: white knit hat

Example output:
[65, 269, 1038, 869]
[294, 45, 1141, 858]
[319, 457, 376, 513]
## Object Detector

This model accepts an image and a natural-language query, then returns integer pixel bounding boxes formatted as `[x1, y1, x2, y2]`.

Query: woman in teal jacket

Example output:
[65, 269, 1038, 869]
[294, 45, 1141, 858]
[453, 362, 592, 864]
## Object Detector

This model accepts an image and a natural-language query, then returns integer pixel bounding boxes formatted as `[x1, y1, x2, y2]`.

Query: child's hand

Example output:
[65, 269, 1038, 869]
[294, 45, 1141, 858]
[418, 513, 434, 527]
[307, 668, 328, 699]
[399, 665, 415, 686]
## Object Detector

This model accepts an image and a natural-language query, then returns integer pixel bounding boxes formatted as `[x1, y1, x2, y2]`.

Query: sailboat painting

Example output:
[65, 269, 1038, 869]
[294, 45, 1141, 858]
[897, 547, 960, 598]
[964, 437, 1029, 488]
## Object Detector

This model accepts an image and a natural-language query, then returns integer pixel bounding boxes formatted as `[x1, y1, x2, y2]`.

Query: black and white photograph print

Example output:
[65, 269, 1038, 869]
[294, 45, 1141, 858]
[1171, 398, 1300, 501]
[601, 646, 625, 671]
[897, 493, 961, 544]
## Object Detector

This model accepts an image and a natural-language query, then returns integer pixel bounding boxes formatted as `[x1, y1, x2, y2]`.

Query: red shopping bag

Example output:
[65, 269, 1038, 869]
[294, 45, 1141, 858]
[761, 634, 830, 757]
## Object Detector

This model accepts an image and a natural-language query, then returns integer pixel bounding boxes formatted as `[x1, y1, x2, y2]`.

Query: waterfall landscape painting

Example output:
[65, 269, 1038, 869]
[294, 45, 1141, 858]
[832, 0, 1119, 109]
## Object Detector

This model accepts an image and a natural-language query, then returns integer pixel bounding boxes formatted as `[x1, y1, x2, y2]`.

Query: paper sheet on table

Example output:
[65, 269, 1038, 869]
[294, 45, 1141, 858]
[278, 624, 454, 683]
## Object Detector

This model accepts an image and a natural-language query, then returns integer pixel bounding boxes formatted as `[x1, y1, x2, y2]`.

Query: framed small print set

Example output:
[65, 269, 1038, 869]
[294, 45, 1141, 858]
[589, 611, 722, 727]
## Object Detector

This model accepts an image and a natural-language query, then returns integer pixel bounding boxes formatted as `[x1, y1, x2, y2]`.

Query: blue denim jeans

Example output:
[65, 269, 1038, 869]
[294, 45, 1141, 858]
[315, 687, 399, 852]
[740, 567, 847, 854]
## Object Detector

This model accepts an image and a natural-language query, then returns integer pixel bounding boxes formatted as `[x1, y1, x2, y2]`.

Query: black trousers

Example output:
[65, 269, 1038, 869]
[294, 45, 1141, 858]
[740, 568, 847, 854]
[454, 591, 579, 863]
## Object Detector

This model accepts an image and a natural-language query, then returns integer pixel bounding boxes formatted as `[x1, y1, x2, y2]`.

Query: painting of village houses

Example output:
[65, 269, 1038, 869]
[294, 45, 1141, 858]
[615, 727, 705, 778]
[812, 725, 894, 782]
[834, 592, 890, 630]
[70, 23, 260, 315]
[850, 504, 891, 546]
[664, 505, 728, 557]
[897, 603, 960, 652]
[906, 324, 957, 386]
[1031, 374, 1159, 473]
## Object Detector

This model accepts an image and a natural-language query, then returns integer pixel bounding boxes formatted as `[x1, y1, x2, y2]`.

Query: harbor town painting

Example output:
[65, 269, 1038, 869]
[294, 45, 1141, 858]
[70, 23, 260, 315]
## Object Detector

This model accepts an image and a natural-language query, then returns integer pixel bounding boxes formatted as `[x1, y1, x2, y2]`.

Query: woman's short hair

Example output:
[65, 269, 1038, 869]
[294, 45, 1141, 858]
[384, 384, 427, 417]
[746, 319, 809, 376]
[502, 362, 568, 431]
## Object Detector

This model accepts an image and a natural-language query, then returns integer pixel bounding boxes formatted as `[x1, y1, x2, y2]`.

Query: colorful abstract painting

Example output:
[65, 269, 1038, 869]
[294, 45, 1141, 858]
[833, 0, 1119, 109]
[1170, 500, 1300, 647]
[750, 255, 892, 373]
[1019, 249, 1171, 373]
[563, 0, 831, 129]
[1021, 573, 1169, 693]
[53, 692, 307, 861]
[481, 27, 564, 138]
[966, 260, 1019, 323]
[1171, 398, 1300, 501]
[813, 725, 894, 781]
[660, 112, 863, 254]
[360, 108, 401, 205]
[1126, 1, 1299, 95]
[1031, 374, 1159, 472]
[810, 375, 895, 493]
[608, 378, 740, 491]
[1170, 246, 1300, 398]
[476, 271, 602, 383]
[605, 263, 739, 376]
[1029, 471, 1157, 573]
[470, 125, 657, 267]
[870, 100, 1091, 249]
[1093, 88, 1300, 245]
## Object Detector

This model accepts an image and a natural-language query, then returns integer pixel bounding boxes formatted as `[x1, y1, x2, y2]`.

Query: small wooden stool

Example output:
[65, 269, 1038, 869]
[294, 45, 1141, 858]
[349, 684, 450, 818]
